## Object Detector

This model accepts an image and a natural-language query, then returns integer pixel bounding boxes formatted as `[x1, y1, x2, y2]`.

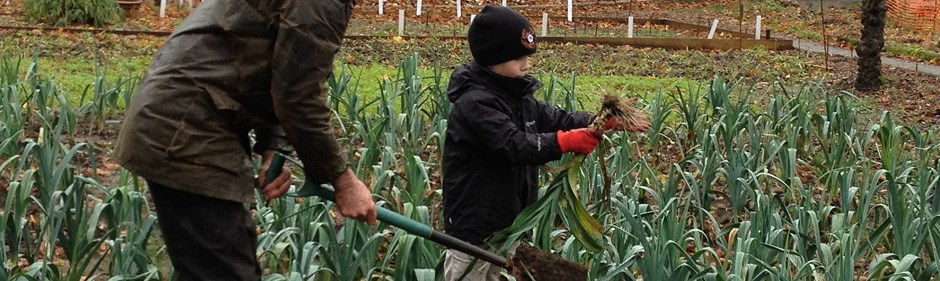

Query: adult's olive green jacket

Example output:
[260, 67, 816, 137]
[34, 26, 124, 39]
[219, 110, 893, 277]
[115, 0, 354, 203]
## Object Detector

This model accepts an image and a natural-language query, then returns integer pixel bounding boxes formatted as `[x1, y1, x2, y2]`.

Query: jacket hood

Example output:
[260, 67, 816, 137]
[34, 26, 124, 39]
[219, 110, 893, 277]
[447, 61, 542, 103]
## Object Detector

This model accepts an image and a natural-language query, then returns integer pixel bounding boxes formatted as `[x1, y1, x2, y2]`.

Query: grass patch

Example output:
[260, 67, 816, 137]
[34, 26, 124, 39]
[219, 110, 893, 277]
[0, 56, 149, 105]
[702, 0, 789, 19]
[563, 74, 699, 108]
[1, 31, 828, 113]
[334, 62, 700, 114]
[794, 28, 823, 41]
[51, 57, 148, 103]
[839, 37, 940, 62]
[885, 43, 940, 62]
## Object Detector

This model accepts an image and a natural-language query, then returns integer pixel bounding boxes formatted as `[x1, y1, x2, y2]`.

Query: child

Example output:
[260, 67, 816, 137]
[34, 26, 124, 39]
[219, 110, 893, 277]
[441, 5, 627, 280]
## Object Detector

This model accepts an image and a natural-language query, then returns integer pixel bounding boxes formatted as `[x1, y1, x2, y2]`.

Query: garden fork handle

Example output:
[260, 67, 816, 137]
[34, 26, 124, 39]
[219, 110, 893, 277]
[264, 153, 508, 268]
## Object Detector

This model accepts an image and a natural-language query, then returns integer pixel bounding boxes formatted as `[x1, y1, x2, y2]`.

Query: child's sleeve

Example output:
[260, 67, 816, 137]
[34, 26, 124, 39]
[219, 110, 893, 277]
[452, 96, 565, 165]
[535, 101, 595, 132]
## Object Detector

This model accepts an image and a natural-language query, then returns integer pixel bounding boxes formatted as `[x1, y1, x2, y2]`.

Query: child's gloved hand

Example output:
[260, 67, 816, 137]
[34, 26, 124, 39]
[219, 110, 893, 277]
[557, 128, 600, 154]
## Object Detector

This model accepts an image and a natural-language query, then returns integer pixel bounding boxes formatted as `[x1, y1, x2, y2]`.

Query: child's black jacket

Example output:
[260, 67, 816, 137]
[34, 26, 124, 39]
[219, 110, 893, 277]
[442, 61, 593, 245]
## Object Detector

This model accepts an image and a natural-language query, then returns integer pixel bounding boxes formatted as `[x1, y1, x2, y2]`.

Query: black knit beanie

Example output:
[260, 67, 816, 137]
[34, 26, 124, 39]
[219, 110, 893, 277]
[468, 5, 537, 66]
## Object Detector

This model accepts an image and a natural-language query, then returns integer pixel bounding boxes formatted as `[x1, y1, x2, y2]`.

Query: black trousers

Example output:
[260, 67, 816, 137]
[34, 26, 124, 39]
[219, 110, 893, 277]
[147, 180, 262, 281]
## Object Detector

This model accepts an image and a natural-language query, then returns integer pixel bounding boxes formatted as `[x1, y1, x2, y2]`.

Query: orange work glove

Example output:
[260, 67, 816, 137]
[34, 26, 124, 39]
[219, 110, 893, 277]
[557, 128, 600, 154]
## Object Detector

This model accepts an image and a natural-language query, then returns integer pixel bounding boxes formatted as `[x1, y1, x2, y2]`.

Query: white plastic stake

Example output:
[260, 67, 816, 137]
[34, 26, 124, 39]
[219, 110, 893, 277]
[755, 15, 762, 39]
[379, 0, 384, 15]
[502, 0, 507, 6]
[188, 0, 192, 10]
[417, 0, 423, 16]
[541, 12, 548, 36]
[707, 19, 719, 39]
[567, 0, 573, 22]
[399, 10, 405, 36]
[627, 16, 633, 38]
[457, 0, 461, 18]
[160, 0, 167, 18]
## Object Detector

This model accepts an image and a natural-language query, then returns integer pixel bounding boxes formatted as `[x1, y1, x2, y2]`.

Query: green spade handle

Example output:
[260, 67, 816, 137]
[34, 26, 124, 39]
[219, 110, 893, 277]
[263, 153, 507, 268]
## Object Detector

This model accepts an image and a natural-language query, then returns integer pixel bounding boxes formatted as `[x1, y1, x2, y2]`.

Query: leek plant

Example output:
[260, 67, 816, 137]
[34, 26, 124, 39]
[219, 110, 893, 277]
[103, 185, 159, 280]
[1, 170, 39, 279]
[643, 89, 674, 151]
[0, 82, 24, 159]
[0, 58, 24, 158]
[57, 178, 110, 280]
[78, 70, 137, 134]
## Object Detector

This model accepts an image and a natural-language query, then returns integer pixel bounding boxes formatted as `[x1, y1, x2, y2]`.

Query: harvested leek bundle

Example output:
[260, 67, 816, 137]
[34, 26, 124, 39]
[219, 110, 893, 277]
[595, 95, 651, 209]
[594, 95, 652, 133]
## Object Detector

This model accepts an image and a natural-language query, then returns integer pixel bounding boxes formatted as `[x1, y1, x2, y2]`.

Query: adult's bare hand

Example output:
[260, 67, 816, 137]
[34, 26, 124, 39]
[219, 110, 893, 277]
[257, 150, 293, 201]
[332, 169, 377, 225]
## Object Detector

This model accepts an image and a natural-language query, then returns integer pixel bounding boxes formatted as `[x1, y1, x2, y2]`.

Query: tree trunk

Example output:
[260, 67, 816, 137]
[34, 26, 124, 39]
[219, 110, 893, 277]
[855, 0, 886, 91]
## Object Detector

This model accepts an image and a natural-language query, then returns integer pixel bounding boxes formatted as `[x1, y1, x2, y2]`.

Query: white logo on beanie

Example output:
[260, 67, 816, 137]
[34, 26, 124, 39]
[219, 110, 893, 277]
[521, 27, 537, 50]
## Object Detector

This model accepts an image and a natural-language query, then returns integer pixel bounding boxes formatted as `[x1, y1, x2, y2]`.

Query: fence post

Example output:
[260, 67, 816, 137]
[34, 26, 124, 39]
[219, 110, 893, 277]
[399, 9, 405, 36]
[708, 19, 719, 39]
[628, 16, 633, 38]
[568, 0, 573, 22]
[542, 13, 548, 36]
[755, 15, 762, 39]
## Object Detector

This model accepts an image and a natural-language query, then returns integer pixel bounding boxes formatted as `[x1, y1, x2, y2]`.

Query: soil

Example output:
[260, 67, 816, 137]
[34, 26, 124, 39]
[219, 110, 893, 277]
[507, 243, 588, 281]
[825, 54, 940, 128]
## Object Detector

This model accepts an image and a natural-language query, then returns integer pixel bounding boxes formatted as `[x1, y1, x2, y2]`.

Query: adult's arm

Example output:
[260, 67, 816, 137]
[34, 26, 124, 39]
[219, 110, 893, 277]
[268, 0, 375, 224]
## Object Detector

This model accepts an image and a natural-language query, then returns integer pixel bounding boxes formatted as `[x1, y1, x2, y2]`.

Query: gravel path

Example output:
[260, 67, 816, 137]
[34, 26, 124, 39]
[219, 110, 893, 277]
[788, 37, 940, 76]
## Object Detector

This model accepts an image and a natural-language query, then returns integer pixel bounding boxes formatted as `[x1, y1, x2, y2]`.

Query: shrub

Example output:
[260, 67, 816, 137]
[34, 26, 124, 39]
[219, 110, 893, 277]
[25, 0, 123, 26]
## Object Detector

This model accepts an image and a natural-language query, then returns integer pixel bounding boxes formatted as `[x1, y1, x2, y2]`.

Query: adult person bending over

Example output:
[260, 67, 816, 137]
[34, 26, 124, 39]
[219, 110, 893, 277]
[114, 0, 375, 280]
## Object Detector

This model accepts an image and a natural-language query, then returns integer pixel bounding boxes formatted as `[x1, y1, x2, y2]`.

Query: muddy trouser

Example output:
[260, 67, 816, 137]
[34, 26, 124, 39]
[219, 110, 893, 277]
[147, 180, 261, 281]
[444, 242, 519, 281]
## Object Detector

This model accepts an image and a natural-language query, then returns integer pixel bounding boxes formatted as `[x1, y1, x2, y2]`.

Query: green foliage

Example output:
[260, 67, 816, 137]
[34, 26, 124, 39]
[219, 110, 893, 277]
[78, 69, 138, 133]
[703, 0, 791, 19]
[795, 28, 824, 41]
[24, 0, 123, 26]
[488, 154, 606, 254]
[840, 37, 940, 62]
[885, 43, 940, 62]
[4, 53, 940, 280]
[1, 56, 162, 280]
